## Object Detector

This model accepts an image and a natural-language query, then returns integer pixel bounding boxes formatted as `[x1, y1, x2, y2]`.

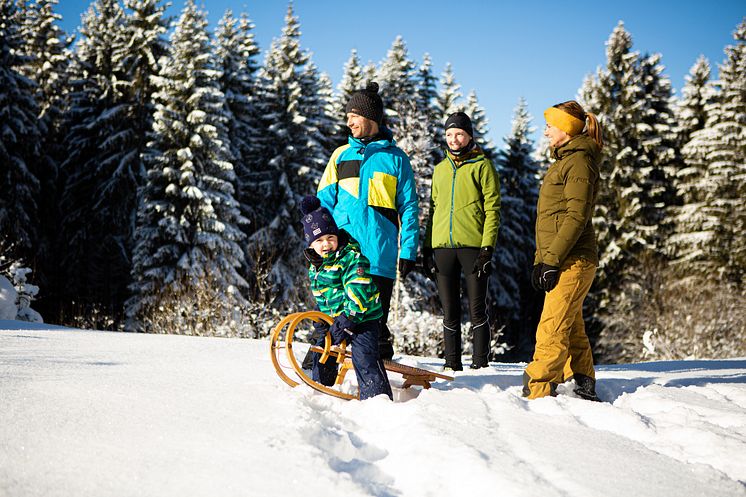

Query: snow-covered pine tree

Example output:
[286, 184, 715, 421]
[669, 56, 719, 269]
[433, 63, 463, 151]
[300, 62, 337, 159]
[416, 53, 441, 165]
[376, 36, 417, 128]
[492, 99, 541, 358]
[0, 0, 41, 256]
[18, 0, 72, 129]
[16, 0, 73, 300]
[636, 51, 680, 248]
[681, 19, 746, 283]
[362, 61, 377, 85]
[389, 99, 441, 355]
[126, 0, 247, 335]
[58, 0, 168, 323]
[334, 49, 364, 142]
[57, 0, 126, 321]
[214, 9, 263, 249]
[580, 23, 684, 360]
[463, 90, 497, 161]
[579, 22, 644, 295]
[246, 3, 325, 315]
[677, 55, 715, 145]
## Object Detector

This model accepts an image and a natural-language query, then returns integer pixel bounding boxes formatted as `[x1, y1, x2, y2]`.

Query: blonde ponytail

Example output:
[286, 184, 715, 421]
[585, 112, 603, 151]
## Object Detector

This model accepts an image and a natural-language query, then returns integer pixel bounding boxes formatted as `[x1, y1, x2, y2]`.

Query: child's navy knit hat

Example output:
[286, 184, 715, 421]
[300, 196, 338, 245]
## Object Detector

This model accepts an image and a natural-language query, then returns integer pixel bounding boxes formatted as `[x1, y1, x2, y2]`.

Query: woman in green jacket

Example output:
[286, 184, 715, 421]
[523, 100, 603, 401]
[424, 112, 501, 371]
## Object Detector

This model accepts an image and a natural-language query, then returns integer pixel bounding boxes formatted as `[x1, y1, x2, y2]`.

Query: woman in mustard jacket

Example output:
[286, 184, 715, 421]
[424, 112, 501, 371]
[523, 100, 603, 401]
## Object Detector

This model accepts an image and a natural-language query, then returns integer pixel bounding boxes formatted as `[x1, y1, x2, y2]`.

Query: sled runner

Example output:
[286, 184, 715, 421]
[269, 311, 453, 400]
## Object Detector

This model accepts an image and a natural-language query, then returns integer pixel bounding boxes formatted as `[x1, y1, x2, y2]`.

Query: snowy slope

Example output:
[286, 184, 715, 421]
[1, 322, 745, 497]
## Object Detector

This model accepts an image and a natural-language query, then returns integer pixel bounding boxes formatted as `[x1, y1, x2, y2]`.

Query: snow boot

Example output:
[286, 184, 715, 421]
[573, 374, 601, 402]
[470, 320, 490, 369]
[302, 324, 328, 370]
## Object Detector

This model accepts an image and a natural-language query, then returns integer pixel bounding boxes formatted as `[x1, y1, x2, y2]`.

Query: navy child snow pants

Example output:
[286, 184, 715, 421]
[312, 319, 393, 400]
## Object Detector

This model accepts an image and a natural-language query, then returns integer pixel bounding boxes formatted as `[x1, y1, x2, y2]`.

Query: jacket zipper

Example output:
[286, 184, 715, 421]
[448, 156, 457, 247]
[446, 155, 480, 248]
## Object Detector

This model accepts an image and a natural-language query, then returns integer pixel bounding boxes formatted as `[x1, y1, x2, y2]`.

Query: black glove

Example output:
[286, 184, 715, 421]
[472, 247, 493, 278]
[531, 264, 542, 291]
[399, 258, 416, 279]
[311, 319, 330, 339]
[537, 263, 560, 292]
[329, 313, 354, 345]
[303, 248, 323, 269]
[422, 247, 437, 280]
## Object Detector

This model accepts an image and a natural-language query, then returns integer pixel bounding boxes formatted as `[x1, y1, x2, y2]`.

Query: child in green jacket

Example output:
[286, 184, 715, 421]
[300, 196, 392, 400]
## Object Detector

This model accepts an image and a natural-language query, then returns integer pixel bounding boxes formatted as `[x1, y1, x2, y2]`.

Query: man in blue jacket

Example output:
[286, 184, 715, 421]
[317, 82, 419, 360]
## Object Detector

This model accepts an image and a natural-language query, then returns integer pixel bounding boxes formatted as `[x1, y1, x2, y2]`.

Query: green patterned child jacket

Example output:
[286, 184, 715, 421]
[308, 240, 383, 324]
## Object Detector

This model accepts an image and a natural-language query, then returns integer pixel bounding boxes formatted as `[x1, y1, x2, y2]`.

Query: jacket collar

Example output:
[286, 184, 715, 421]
[551, 134, 600, 162]
[348, 126, 395, 151]
[446, 145, 484, 165]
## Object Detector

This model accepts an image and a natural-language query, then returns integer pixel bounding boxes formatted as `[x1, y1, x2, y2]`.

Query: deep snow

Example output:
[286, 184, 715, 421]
[1, 321, 745, 497]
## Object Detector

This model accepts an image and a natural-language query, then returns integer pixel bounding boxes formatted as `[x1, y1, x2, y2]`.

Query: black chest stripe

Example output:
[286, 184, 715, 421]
[337, 160, 361, 180]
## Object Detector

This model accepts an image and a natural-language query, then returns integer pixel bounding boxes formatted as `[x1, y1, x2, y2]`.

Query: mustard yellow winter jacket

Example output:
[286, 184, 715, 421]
[426, 147, 501, 249]
[534, 134, 601, 267]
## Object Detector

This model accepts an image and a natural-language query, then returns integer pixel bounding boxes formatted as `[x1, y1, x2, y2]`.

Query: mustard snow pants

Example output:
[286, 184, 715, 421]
[524, 257, 597, 399]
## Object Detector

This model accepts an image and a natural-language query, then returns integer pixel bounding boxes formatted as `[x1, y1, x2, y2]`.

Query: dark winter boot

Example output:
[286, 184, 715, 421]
[378, 321, 395, 361]
[302, 324, 328, 370]
[573, 374, 601, 402]
[470, 320, 490, 369]
[443, 324, 462, 371]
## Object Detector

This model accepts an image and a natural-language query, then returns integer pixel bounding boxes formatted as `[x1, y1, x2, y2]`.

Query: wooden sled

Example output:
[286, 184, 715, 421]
[269, 311, 453, 400]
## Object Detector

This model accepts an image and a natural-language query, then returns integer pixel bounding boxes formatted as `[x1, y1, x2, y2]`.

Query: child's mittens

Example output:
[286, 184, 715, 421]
[329, 313, 354, 345]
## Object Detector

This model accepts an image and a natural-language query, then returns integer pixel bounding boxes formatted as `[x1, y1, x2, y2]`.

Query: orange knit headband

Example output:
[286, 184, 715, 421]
[544, 107, 585, 136]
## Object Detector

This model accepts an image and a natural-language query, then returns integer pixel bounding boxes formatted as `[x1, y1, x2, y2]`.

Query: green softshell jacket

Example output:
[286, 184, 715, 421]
[425, 147, 501, 249]
[534, 134, 601, 267]
[308, 240, 383, 324]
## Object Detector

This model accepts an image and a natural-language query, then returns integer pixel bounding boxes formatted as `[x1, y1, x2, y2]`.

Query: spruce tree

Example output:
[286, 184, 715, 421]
[579, 23, 676, 290]
[463, 90, 497, 160]
[669, 57, 718, 269]
[316, 69, 339, 156]
[248, 3, 326, 309]
[0, 0, 41, 255]
[214, 9, 263, 245]
[581, 23, 685, 359]
[492, 98, 540, 357]
[416, 53, 441, 165]
[16, 0, 73, 314]
[376, 36, 417, 128]
[433, 63, 462, 151]
[58, 0, 168, 322]
[681, 19, 746, 283]
[334, 49, 363, 142]
[126, 0, 247, 335]
[677, 55, 714, 144]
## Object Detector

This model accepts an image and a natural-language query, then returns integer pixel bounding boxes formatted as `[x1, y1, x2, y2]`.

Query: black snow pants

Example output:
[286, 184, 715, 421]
[434, 248, 491, 368]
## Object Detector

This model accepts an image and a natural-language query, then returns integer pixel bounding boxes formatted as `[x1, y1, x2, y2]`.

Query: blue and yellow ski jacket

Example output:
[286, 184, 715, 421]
[317, 128, 419, 280]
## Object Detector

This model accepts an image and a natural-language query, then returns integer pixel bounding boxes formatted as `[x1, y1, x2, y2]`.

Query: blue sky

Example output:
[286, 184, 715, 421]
[57, 0, 744, 147]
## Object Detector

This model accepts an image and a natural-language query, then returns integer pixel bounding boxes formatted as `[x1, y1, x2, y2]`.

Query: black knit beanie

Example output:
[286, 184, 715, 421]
[300, 196, 338, 245]
[445, 111, 474, 137]
[345, 82, 384, 125]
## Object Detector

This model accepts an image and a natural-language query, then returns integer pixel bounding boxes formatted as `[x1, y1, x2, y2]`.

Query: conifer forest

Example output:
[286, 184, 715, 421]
[1, 0, 744, 363]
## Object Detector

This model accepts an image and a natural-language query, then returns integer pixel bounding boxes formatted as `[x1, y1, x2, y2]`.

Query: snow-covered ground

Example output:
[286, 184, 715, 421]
[1, 321, 745, 497]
